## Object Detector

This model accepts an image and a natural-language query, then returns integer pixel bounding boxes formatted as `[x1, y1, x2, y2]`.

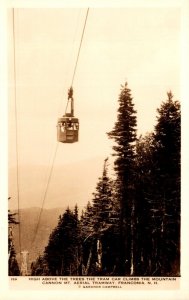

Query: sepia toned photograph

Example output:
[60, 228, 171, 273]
[0, 1, 187, 298]
[8, 5, 181, 279]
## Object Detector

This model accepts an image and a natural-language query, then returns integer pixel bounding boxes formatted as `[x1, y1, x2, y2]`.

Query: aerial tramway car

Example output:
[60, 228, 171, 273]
[57, 8, 89, 144]
[57, 87, 79, 143]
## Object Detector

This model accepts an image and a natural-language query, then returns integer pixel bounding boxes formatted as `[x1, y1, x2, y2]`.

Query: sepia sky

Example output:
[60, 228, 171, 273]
[8, 7, 181, 209]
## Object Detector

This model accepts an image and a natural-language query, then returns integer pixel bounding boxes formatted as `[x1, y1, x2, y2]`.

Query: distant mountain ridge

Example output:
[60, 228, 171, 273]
[12, 207, 68, 267]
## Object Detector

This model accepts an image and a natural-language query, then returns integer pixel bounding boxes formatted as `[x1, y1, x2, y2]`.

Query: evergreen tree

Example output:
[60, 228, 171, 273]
[153, 92, 180, 275]
[44, 208, 81, 275]
[92, 158, 114, 231]
[80, 201, 94, 241]
[8, 204, 20, 276]
[91, 158, 119, 275]
[135, 133, 157, 275]
[80, 201, 95, 275]
[8, 242, 20, 276]
[30, 255, 49, 276]
[107, 82, 137, 275]
[134, 92, 180, 276]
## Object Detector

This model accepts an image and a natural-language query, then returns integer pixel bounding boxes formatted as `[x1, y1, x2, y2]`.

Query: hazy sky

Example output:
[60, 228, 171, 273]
[8, 7, 181, 209]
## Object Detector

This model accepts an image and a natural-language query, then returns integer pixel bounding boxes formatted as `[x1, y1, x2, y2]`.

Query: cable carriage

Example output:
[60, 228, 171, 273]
[57, 8, 89, 144]
[57, 87, 79, 143]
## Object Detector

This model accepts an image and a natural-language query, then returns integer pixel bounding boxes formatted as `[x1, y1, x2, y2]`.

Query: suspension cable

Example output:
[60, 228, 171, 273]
[64, 8, 89, 114]
[71, 7, 89, 87]
[12, 8, 22, 264]
[56, 9, 82, 116]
